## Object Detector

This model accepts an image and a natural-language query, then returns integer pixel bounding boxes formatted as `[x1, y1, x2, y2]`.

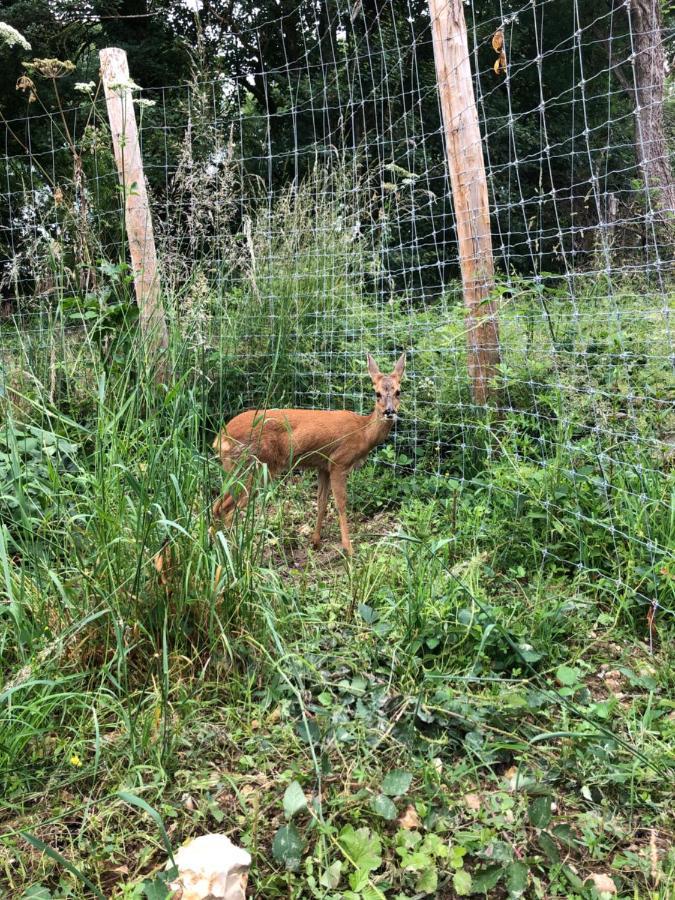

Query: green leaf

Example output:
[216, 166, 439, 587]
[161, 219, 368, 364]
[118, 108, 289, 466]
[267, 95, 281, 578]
[358, 603, 378, 624]
[382, 769, 412, 796]
[283, 780, 307, 819]
[528, 795, 552, 829]
[471, 865, 503, 892]
[486, 840, 513, 863]
[507, 861, 529, 898]
[422, 832, 448, 859]
[516, 642, 543, 663]
[370, 793, 397, 820]
[537, 831, 560, 864]
[551, 823, 577, 849]
[338, 825, 382, 874]
[20, 888, 53, 900]
[556, 665, 581, 686]
[361, 886, 386, 900]
[416, 867, 438, 893]
[396, 829, 422, 852]
[350, 674, 368, 694]
[319, 861, 342, 889]
[141, 875, 173, 900]
[400, 849, 433, 871]
[349, 868, 370, 892]
[449, 844, 468, 868]
[207, 798, 225, 824]
[296, 718, 321, 744]
[453, 869, 473, 896]
[272, 824, 304, 871]
[561, 864, 585, 892]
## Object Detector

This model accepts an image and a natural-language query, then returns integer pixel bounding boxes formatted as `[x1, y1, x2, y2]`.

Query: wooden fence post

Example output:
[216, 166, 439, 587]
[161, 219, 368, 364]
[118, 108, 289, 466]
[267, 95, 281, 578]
[428, 0, 500, 405]
[99, 47, 168, 383]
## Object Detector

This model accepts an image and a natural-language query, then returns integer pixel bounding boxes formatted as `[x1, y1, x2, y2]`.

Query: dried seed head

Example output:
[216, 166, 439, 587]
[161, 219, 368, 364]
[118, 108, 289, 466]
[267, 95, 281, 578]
[23, 57, 76, 79]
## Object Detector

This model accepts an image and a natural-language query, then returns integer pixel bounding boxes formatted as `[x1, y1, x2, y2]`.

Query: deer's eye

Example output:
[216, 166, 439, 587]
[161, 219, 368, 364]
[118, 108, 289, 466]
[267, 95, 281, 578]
[376, 392, 382, 399]
[395, 390, 401, 397]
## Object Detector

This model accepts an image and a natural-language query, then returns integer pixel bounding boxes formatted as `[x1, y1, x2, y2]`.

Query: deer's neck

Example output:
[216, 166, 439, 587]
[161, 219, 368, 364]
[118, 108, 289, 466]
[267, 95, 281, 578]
[364, 409, 394, 448]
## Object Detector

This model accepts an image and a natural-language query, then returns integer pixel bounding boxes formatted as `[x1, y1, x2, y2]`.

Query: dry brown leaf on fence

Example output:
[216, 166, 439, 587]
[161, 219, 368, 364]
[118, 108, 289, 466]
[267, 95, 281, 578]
[492, 29, 507, 76]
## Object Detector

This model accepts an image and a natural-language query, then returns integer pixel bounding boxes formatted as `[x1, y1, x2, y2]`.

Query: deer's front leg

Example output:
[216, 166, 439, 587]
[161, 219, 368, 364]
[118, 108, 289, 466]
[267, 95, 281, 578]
[312, 470, 330, 548]
[330, 467, 352, 555]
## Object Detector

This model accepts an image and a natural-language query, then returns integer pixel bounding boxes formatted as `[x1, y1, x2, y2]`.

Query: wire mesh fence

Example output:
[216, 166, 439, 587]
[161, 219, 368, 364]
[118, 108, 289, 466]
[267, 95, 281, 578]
[1, 0, 673, 619]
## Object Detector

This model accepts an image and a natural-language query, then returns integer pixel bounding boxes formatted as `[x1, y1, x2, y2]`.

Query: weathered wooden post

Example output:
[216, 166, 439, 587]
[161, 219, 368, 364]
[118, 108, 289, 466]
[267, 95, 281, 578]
[100, 47, 168, 383]
[428, 0, 500, 404]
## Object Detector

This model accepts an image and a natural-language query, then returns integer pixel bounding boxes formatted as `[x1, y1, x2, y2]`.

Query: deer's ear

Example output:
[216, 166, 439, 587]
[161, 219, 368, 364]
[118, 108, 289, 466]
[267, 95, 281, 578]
[367, 354, 381, 380]
[393, 352, 406, 379]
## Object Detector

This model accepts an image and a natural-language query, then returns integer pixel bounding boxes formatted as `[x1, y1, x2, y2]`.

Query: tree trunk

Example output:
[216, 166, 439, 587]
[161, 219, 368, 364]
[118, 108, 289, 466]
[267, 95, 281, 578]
[629, 0, 675, 233]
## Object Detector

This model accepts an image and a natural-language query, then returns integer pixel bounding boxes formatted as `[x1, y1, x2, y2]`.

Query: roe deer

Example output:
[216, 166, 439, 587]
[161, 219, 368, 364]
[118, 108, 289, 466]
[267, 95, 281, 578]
[212, 353, 406, 555]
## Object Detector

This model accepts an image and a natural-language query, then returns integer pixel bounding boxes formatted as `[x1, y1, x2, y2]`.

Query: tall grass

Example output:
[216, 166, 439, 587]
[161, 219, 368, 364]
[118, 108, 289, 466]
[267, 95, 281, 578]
[0, 162, 673, 896]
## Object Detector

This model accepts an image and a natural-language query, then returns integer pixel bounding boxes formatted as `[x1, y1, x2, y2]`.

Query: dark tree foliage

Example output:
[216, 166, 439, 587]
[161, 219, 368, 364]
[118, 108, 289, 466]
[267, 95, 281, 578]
[0, 0, 672, 307]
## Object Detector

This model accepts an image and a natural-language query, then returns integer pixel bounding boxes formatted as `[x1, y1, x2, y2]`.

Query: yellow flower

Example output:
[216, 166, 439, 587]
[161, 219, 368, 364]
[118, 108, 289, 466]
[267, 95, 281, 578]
[69, 754, 83, 767]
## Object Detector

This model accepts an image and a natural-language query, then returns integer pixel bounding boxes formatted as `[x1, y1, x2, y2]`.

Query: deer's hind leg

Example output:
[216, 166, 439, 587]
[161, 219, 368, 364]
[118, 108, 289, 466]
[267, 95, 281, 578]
[312, 470, 330, 549]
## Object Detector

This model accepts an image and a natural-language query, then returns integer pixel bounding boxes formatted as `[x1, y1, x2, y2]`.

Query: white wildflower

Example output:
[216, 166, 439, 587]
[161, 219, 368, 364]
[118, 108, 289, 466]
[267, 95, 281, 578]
[0, 22, 31, 51]
[109, 78, 141, 93]
[134, 97, 156, 108]
[74, 81, 96, 94]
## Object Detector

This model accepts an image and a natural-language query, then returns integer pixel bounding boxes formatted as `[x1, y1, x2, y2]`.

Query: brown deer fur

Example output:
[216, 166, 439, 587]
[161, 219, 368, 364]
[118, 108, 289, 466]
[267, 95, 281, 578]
[212, 353, 405, 554]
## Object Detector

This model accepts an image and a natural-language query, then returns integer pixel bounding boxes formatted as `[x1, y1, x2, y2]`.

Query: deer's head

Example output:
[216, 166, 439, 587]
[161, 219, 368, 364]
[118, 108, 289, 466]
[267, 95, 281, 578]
[367, 352, 406, 421]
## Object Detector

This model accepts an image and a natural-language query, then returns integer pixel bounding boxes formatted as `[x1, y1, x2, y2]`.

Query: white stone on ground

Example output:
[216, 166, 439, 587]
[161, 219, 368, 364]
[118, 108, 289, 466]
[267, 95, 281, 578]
[168, 833, 251, 900]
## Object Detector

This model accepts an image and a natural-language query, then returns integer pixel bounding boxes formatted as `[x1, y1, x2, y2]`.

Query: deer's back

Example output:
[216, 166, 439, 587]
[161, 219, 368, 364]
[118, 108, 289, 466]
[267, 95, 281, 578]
[223, 408, 370, 471]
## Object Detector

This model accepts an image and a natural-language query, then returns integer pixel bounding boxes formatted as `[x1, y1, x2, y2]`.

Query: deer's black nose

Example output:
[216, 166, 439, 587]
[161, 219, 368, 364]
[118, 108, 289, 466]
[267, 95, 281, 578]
[385, 407, 395, 416]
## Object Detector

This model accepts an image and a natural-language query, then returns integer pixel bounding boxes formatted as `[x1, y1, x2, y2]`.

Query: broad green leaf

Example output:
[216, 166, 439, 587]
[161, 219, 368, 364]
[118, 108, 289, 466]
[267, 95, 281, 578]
[358, 603, 378, 624]
[453, 869, 473, 896]
[516, 642, 543, 662]
[283, 780, 307, 819]
[422, 832, 448, 858]
[272, 824, 304, 871]
[370, 793, 397, 820]
[561, 864, 585, 892]
[349, 868, 371, 892]
[486, 840, 513, 863]
[507, 861, 529, 897]
[361, 886, 387, 900]
[401, 849, 433, 871]
[416, 866, 438, 893]
[449, 844, 468, 868]
[141, 876, 172, 900]
[556, 665, 581, 686]
[338, 825, 382, 873]
[537, 831, 560, 864]
[471, 865, 503, 892]
[382, 769, 412, 796]
[551, 823, 577, 849]
[396, 829, 422, 851]
[295, 718, 320, 743]
[20, 888, 53, 900]
[528, 795, 552, 829]
[319, 861, 342, 889]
